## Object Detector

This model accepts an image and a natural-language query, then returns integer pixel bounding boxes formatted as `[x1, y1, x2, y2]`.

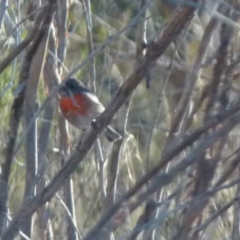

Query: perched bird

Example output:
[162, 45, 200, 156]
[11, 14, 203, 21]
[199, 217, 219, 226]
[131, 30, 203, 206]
[58, 78, 121, 141]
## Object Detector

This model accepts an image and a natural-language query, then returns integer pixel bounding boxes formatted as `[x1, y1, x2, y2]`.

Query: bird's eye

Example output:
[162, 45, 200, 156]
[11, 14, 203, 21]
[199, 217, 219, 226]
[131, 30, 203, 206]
[66, 80, 76, 89]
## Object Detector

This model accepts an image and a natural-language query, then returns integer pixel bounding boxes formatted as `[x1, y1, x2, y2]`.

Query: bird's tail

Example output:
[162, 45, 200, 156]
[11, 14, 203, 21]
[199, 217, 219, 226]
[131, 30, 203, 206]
[104, 126, 122, 142]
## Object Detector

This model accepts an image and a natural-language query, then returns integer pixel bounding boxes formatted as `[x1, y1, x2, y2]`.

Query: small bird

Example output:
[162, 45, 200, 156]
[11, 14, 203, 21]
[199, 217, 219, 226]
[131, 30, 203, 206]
[58, 78, 121, 141]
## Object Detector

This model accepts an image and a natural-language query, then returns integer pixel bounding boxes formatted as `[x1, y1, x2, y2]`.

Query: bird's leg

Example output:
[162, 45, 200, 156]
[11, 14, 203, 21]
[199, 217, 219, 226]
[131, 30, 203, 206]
[77, 129, 86, 147]
[91, 118, 98, 129]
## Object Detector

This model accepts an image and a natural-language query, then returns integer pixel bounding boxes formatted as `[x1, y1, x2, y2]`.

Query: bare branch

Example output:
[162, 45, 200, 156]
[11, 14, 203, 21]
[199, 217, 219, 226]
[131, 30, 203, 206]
[1, 2, 200, 239]
[0, 4, 49, 74]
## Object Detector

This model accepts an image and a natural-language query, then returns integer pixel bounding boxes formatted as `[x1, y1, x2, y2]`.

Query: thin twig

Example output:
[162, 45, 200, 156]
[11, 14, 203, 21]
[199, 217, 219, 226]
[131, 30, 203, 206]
[1, 2, 199, 239]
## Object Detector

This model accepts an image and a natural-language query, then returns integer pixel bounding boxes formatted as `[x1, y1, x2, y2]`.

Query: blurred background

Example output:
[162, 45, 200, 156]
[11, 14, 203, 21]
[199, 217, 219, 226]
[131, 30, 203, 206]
[1, 0, 240, 239]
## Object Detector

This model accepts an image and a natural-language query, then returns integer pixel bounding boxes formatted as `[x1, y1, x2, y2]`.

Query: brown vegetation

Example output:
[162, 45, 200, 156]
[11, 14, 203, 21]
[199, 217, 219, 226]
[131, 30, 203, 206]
[1, 0, 240, 239]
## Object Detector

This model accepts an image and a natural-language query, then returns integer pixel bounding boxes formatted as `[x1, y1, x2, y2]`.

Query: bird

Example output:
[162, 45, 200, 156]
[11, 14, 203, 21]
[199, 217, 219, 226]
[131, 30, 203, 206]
[58, 78, 122, 141]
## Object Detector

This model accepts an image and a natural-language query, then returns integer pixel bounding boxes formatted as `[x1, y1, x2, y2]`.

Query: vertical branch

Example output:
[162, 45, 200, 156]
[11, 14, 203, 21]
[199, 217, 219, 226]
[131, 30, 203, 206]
[37, 25, 58, 240]
[204, 23, 234, 121]
[0, 6, 49, 236]
[0, 4, 48, 71]
[127, 200, 157, 240]
[104, 1, 149, 239]
[63, 177, 79, 240]
[21, 11, 52, 239]
[83, 0, 96, 91]
[0, 0, 8, 32]
[172, 6, 238, 240]
[166, 6, 220, 146]
[172, 156, 215, 240]
[204, 52, 227, 122]
[57, 0, 68, 75]
[57, 1, 79, 239]
[0, 2, 199, 239]
[231, 165, 240, 240]
[83, 0, 107, 202]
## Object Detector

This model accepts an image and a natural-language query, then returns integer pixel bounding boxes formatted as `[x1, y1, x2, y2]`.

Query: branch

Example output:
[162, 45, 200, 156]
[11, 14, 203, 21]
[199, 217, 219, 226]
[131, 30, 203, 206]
[1, 2, 199, 239]
[0, 2, 53, 236]
[0, 4, 49, 74]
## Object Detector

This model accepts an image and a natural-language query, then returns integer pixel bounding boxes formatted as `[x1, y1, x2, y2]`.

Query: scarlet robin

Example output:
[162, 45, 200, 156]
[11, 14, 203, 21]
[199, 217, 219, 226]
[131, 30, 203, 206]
[58, 78, 121, 141]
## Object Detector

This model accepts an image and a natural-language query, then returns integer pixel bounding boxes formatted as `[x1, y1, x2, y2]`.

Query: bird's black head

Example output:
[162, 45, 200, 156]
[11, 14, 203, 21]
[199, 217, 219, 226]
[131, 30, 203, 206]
[58, 78, 90, 97]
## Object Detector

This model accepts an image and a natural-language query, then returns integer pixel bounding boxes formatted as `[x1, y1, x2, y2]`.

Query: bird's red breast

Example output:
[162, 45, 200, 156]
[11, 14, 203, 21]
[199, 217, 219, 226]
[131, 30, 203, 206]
[58, 78, 122, 140]
[59, 93, 89, 117]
